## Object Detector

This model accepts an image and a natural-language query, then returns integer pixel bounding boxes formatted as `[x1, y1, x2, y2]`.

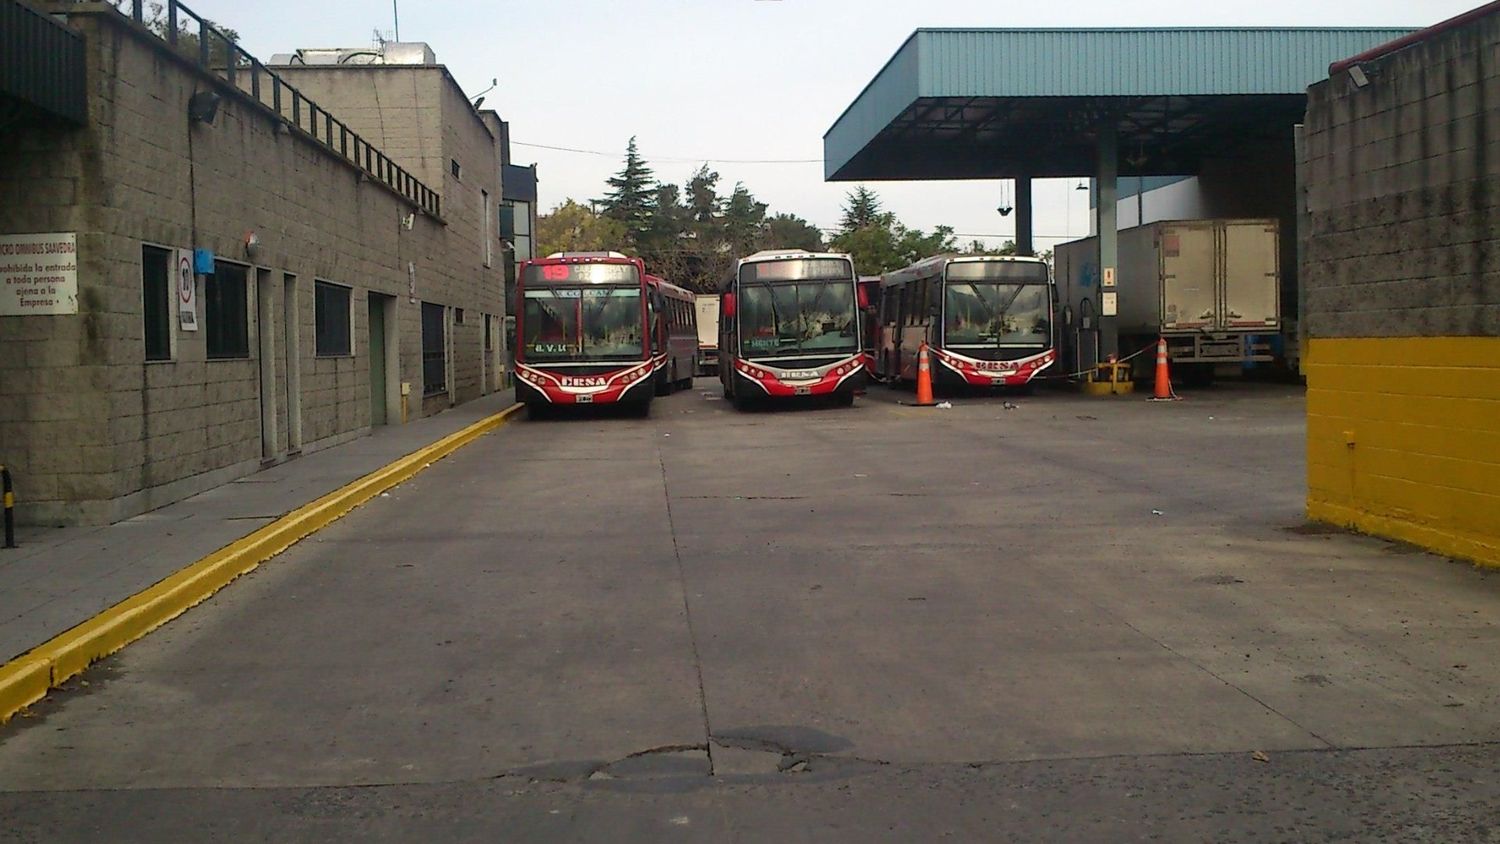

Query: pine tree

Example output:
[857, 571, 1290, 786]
[686, 165, 722, 224]
[722, 182, 768, 255]
[596, 137, 656, 248]
[839, 186, 885, 232]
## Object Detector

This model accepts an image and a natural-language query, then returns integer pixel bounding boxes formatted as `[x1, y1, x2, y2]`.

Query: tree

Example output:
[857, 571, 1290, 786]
[829, 187, 957, 275]
[639, 183, 687, 255]
[685, 165, 722, 224]
[961, 239, 1018, 256]
[596, 137, 656, 248]
[766, 213, 825, 252]
[897, 225, 958, 265]
[116, 1, 242, 65]
[721, 182, 768, 256]
[536, 200, 627, 256]
[838, 186, 884, 232]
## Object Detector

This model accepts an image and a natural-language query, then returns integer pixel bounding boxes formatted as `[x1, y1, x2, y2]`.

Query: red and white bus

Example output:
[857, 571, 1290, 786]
[648, 274, 698, 394]
[514, 252, 695, 416]
[718, 249, 867, 410]
[873, 255, 1057, 390]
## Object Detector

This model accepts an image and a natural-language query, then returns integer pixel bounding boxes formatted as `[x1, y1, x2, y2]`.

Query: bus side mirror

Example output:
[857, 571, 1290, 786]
[1062, 305, 1074, 326]
[722, 293, 736, 319]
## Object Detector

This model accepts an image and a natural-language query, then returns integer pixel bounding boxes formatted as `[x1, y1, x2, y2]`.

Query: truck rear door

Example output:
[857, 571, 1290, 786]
[1220, 221, 1280, 330]
[1159, 223, 1217, 331]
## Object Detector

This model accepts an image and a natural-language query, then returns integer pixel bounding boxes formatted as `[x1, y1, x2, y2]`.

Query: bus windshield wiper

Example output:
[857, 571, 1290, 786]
[745, 282, 788, 354]
[794, 280, 834, 351]
[992, 284, 1028, 341]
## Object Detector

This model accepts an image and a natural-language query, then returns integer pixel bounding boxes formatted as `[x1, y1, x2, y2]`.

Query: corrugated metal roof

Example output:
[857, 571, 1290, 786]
[914, 28, 1413, 97]
[826, 27, 1413, 180]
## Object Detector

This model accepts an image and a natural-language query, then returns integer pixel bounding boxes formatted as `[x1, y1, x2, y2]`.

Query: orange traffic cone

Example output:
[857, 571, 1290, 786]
[913, 342, 937, 406]
[1148, 337, 1180, 402]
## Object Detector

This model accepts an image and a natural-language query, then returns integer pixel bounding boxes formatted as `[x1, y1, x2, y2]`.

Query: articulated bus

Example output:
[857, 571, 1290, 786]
[718, 249, 867, 410]
[514, 252, 696, 417]
[873, 255, 1057, 390]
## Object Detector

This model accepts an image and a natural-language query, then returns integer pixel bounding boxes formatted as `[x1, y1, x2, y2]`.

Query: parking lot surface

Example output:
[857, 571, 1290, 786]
[2, 380, 1497, 840]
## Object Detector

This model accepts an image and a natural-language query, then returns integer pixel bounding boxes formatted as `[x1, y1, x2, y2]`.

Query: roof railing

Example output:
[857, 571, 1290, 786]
[116, 0, 441, 219]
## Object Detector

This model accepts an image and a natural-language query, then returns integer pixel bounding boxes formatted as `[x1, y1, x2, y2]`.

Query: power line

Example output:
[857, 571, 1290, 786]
[511, 140, 822, 165]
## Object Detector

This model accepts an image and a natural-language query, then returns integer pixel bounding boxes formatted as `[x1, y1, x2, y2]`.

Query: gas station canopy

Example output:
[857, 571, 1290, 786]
[824, 28, 1412, 182]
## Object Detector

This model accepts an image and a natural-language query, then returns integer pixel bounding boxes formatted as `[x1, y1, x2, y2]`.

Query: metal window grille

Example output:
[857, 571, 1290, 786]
[206, 261, 249, 359]
[421, 302, 446, 395]
[314, 281, 351, 356]
[142, 245, 172, 361]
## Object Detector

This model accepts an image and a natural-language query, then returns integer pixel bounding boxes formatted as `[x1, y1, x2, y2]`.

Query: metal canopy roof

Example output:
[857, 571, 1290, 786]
[824, 28, 1412, 181]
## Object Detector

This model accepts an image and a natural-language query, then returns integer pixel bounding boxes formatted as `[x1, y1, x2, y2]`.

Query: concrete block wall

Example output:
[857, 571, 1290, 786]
[276, 63, 506, 408]
[0, 9, 504, 525]
[1302, 13, 1500, 567]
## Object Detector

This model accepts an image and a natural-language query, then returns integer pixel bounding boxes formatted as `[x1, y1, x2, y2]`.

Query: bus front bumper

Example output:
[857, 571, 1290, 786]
[733, 355, 867, 398]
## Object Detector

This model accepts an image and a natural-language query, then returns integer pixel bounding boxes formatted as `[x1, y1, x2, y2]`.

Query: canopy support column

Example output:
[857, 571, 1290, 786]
[1015, 176, 1034, 257]
[1096, 127, 1119, 362]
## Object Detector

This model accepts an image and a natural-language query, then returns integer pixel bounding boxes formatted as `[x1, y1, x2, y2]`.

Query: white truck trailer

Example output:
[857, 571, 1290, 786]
[1054, 219, 1280, 384]
[694, 293, 720, 376]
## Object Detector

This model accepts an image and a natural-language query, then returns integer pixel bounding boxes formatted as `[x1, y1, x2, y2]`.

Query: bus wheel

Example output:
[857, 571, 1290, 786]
[731, 392, 756, 412]
[833, 389, 855, 408]
[656, 368, 673, 397]
[526, 402, 552, 421]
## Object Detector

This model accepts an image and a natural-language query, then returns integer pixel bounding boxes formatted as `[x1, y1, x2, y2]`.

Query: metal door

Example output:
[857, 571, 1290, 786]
[1159, 223, 1217, 330]
[256, 268, 278, 460]
[1220, 221, 1280, 330]
[368, 297, 387, 425]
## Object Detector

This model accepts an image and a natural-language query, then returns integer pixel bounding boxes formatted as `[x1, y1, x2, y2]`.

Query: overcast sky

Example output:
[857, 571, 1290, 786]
[185, 0, 1473, 250]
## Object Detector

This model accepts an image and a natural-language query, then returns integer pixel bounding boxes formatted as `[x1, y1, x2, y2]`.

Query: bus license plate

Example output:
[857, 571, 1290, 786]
[795, 387, 812, 396]
[576, 394, 593, 404]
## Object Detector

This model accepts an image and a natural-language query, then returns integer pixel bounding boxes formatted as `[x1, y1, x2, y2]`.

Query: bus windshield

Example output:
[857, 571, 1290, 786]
[737, 259, 858, 357]
[943, 282, 1051, 347]
[523, 287, 643, 360]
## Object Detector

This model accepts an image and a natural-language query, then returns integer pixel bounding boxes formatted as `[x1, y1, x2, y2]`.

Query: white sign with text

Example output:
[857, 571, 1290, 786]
[176, 249, 198, 331]
[0, 232, 78, 316]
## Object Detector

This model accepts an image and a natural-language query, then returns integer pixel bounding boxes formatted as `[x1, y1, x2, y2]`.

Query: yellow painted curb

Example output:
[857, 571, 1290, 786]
[0, 403, 524, 724]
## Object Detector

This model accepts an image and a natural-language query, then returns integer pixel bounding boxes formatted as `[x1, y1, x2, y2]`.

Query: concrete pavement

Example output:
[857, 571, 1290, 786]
[2, 380, 1499, 839]
[0, 389, 514, 669]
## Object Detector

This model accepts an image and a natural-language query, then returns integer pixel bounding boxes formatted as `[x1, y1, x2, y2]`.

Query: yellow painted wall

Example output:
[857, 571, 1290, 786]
[1306, 337, 1500, 568]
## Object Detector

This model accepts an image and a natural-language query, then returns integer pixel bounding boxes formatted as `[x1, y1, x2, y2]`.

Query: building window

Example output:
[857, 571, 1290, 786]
[422, 301, 446, 395]
[454, 307, 465, 325]
[207, 261, 250, 360]
[450, 159, 461, 180]
[484, 314, 494, 351]
[482, 189, 493, 267]
[502, 199, 533, 262]
[314, 281, 352, 356]
[513, 200, 532, 261]
[142, 245, 172, 361]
